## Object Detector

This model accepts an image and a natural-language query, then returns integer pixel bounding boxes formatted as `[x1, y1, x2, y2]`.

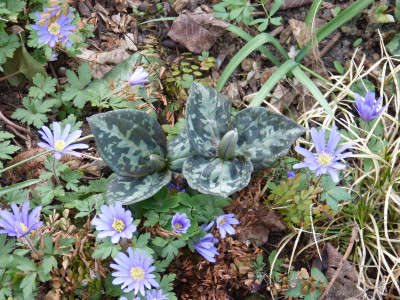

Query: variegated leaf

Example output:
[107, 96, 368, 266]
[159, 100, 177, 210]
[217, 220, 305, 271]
[167, 129, 197, 171]
[87, 109, 167, 177]
[106, 170, 172, 205]
[183, 154, 253, 197]
[231, 107, 306, 169]
[186, 82, 231, 157]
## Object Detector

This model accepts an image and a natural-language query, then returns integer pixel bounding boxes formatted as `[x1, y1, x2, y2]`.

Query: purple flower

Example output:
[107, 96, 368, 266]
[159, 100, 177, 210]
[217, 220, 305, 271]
[32, 7, 76, 47]
[354, 92, 386, 122]
[92, 201, 137, 244]
[216, 213, 239, 239]
[146, 289, 169, 300]
[111, 248, 159, 296]
[171, 212, 191, 233]
[0, 202, 42, 237]
[128, 67, 149, 86]
[287, 171, 295, 179]
[293, 126, 353, 183]
[193, 232, 219, 263]
[37, 122, 89, 160]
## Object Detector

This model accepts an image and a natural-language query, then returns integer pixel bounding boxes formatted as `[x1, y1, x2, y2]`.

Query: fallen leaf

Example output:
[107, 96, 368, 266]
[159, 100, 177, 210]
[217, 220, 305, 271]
[167, 13, 229, 53]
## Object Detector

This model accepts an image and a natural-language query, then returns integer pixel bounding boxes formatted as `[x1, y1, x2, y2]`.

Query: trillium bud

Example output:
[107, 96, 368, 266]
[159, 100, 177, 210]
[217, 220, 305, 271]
[218, 129, 238, 160]
[149, 154, 166, 172]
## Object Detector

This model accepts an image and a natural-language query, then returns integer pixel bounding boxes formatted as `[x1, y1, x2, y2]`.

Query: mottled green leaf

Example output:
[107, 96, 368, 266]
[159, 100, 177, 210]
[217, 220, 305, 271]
[88, 109, 167, 177]
[186, 83, 231, 157]
[106, 170, 172, 205]
[167, 129, 197, 171]
[231, 107, 306, 169]
[183, 155, 253, 197]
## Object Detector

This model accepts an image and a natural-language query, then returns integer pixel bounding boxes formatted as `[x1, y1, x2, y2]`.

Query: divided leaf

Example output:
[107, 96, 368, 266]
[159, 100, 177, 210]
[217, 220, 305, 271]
[106, 170, 172, 205]
[183, 155, 253, 197]
[231, 107, 306, 169]
[88, 109, 167, 177]
[185, 83, 231, 157]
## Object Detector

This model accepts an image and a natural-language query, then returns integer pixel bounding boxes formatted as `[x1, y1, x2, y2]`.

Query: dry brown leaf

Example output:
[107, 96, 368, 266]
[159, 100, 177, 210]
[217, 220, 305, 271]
[167, 13, 229, 53]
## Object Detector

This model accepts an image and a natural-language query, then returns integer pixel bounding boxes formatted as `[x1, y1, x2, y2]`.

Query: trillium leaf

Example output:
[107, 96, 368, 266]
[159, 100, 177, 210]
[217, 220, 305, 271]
[87, 109, 167, 177]
[231, 107, 306, 169]
[186, 82, 231, 157]
[106, 170, 172, 205]
[167, 129, 197, 171]
[183, 155, 253, 197]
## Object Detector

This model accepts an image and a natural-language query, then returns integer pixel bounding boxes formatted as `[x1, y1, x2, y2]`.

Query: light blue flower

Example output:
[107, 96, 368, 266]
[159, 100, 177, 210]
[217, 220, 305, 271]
[293, 125, 353, 183]
[216, 213, 239, 239]
[37, 122, 88, 159]
[128, 67, 149, 86]
[32, 7, 76, 47]
[111, 248, 159, 296]
[354, 92, 386, 122]
[0, 202, 42, 237]
[146, 289, 169, 300]
[287, 171, 295, 179]
[171, 212, 191, 233]
[92, 201, 137, 244]
[193, 232, 219, 263]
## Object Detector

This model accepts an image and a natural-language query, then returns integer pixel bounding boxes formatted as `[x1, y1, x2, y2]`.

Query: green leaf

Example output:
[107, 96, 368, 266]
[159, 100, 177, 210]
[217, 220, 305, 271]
[40, 256, 57, 275]
[349, 79, 375, 97]
[232, 107, 306, 169]
[270, 0, 284, 15]
[0, 33, 20, 69]
[2, 38, 47, 86]
[368, 4, 394, 24]
[143, 210, 160, 227]
[321, 177, 351, 211]
[185, 83, 231, 156]
[0, 179, 39, 197]
[15, 255, 37, 272]
[62, 63, 93, 108]
[106, 171, 171, 205]
[87, 109, 167, 177]
[183, 155, 253, 197]
[105, 273, 122, 297]
[333, 61, 344, 74]
[34, 182, 65, 206]
[161, 238, 186, 260]
[0, 234, 15, 268]
[20, 272, 37, 298]
[353, 38, 362, 47]
[92, 238, 122, 259]
[131, 233, 154, 256]
[152, 237, 168, 247]
[60, 168, 82, 191]
[74, 197, 95, 219]
[11, 97, 58, 128]
[29, 74, 57, 99]
[167, 129, 197, 172]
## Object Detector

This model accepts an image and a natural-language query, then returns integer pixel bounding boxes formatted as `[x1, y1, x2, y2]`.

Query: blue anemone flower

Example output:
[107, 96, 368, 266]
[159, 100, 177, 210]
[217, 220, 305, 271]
[354, 92, 386, 122]
[37, 122, 89, 160]
[171, 212, 191, 233]
[146, 289, 169, 300]
[216, 213, 239, 239]
[92, 201, 137, 244]
[293, 126, 353, 183]
[128, 67, 149, 86]
[0, 202, 42, 237]
[111, 248, 159, 296]
[32, 7, 76, 47]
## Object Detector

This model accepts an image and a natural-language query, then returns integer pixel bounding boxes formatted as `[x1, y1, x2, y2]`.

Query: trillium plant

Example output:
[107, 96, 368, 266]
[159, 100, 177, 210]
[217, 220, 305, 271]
[88, 82, 305, 204]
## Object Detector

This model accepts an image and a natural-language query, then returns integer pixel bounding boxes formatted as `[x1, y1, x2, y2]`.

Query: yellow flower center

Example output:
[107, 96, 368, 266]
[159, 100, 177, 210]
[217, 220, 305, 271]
[20, 223, 28, 233]
[112, 219, 125, 232]
[130, 267, 145, 280]
[48, 22, 61, 35]
[219, 217, 227, 225]
[174, 223, 183, 230]
[317, 151, 333, 167]
[54, 140, 66, 151]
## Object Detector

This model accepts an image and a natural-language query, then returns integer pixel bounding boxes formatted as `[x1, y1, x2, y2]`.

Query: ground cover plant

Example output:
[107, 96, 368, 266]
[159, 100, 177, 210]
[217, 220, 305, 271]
[1, 0, 400, 299]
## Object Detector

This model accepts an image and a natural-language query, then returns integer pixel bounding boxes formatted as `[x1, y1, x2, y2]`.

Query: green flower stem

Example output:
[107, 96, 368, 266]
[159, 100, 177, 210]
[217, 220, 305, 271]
[0, 149, 52, 175]
[120, 238, 129, 251]
[22, 235, 42, 260]
[52, 156, 61, 186]
[314, 175, 323, 187]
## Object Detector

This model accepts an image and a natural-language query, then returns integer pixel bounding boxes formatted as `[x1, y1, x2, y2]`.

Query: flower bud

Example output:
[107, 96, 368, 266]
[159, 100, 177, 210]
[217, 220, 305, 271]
[218, 129, 238, 160]
[149, 154, 166, 172]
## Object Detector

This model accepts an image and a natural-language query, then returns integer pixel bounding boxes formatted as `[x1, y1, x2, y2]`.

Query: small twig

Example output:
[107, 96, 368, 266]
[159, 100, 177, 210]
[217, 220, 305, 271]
[319, 224, 359, 299]
[0, 110, 34, 137]
[6, 124, 27, 141]
[0, 70, 22, 82]
[319, 32, 341, 59]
